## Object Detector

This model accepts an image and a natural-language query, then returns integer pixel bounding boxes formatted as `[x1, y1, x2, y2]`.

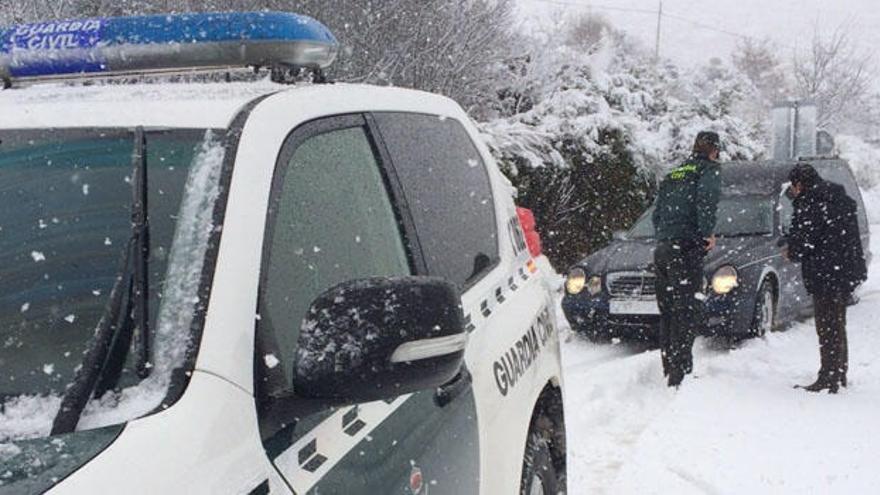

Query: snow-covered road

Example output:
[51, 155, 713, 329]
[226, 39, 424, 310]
[560, 193, 880, 494]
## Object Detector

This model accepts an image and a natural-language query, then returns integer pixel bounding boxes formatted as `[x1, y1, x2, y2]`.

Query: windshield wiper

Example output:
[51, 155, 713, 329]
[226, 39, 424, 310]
[131, 127, 151, 379]
[51, 127, 152, 435]
[717, 231, 773, 238]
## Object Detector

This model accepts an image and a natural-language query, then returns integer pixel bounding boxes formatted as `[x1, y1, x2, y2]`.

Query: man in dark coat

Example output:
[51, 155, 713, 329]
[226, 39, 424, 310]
[653, 131, 722, 387]
[784, 163, 867, 393]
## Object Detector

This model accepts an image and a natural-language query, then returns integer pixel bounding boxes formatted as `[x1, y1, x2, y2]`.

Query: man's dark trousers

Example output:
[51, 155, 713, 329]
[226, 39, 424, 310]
[813, 293, 849, 388]
[654, 240, 705, 386]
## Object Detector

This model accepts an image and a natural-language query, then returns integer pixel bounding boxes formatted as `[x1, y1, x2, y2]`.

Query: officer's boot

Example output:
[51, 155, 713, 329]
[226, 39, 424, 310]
[666, 347, 684, 388]
[667, 368, 684, 388]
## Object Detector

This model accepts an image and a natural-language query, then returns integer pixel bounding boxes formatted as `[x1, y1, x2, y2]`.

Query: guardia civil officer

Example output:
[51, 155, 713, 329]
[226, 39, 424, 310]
[652, 132, 722, 387]
[784, 164, 867, 394]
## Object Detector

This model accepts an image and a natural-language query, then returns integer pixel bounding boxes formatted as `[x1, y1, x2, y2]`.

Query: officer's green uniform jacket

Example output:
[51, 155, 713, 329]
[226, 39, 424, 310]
[652, 155, 722, 241]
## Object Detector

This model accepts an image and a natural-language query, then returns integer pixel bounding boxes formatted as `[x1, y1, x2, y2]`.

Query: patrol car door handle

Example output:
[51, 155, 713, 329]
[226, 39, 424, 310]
[434, 365, 472, 408]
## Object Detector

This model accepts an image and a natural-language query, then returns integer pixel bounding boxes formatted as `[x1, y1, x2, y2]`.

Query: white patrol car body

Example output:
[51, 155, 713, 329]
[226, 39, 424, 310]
[0, 81, 564, 494]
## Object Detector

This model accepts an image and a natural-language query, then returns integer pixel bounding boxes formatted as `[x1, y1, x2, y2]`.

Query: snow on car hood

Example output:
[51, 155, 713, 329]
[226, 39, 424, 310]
[0, 79, 282, 130]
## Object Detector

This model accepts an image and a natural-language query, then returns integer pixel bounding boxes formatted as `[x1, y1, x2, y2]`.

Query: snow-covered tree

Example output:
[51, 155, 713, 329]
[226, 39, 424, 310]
[1, 0, 517, 112]
[733, 38, 790, 104]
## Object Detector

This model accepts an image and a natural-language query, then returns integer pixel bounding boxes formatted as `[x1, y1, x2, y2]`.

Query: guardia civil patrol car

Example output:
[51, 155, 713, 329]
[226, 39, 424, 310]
[0, 12, 566, 495]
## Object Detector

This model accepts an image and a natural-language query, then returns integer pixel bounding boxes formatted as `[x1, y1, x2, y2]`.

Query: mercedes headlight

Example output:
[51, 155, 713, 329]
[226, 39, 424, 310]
[566, 268, 586, 295]
[711, 265, 739, 294]
[586, 275, 602, 296]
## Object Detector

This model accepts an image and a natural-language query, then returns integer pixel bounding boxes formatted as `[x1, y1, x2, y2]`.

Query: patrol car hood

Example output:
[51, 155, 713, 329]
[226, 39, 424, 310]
[575, 236, 774, 275]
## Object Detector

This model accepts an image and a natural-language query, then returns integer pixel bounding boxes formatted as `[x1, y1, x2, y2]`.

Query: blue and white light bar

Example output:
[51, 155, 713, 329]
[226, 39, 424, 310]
[0, 11, 338, 83]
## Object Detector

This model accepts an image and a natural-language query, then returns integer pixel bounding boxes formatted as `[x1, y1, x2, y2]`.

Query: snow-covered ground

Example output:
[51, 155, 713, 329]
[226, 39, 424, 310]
[559, 190, 880, 494]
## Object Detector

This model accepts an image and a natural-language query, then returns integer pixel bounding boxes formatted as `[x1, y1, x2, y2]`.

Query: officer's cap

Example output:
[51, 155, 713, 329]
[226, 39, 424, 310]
[694, 131, 722, 150]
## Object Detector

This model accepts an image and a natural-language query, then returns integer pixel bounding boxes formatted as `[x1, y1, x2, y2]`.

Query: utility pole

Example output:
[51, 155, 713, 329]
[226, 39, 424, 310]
[654, 0, 663, 60]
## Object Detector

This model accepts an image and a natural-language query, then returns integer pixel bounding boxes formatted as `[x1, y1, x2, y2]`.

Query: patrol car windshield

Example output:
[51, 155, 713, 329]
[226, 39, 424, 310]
[0, 128, 225, 443]
[628, 196, 774, 239]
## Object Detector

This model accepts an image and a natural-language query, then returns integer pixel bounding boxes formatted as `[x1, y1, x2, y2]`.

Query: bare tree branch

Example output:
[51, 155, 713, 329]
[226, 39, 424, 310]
[793, 22, 875, 130]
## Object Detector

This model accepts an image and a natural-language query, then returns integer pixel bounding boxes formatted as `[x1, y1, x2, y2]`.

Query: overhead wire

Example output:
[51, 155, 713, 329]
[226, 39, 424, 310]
[523, 0, 658, 16]
[525, 0, 797, 49]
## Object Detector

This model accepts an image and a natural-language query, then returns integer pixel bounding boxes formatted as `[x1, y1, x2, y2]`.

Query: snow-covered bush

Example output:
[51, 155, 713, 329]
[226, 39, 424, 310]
[482, 19, 765, 269]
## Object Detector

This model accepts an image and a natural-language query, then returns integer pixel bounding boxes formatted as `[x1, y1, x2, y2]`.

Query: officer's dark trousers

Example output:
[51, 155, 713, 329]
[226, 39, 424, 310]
[654, 241, 705, 387]
[813, 293, 849, 387]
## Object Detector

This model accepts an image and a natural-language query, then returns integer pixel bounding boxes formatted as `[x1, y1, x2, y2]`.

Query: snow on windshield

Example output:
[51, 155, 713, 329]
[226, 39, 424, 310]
[0, 133, 225, 443]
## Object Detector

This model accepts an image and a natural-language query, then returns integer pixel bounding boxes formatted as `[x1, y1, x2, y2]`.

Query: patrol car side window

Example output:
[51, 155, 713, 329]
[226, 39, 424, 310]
[259, 119, 411, 390]
[372, 112, 499, 289]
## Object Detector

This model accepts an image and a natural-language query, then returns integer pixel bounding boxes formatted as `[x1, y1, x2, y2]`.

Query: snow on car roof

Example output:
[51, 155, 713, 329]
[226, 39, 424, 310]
[0, 79, 464, 131]
[0, 79, 284, 130]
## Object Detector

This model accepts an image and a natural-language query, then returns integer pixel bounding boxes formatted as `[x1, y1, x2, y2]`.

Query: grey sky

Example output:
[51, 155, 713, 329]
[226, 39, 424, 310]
[517, 0, 880, 68]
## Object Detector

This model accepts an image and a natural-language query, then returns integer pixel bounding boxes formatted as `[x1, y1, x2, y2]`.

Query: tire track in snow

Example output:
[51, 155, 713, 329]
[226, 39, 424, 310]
[562, 336, 678, 495]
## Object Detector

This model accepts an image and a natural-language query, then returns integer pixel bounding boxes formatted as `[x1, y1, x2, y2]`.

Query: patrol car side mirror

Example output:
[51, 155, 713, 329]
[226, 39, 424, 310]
[293, 277, 467, 405]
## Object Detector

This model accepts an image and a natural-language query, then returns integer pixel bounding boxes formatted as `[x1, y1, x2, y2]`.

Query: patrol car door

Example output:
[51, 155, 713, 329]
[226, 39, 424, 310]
[255, 114, 479, 494]
[368, 111, 544, 494]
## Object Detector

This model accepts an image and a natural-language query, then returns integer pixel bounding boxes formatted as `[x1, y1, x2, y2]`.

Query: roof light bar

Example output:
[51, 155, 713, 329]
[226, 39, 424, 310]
[0, 12, 338, 84]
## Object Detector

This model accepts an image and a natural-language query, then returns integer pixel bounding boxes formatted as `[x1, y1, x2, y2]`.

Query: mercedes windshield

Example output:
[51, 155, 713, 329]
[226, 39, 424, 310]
[627, 195, 774, 240]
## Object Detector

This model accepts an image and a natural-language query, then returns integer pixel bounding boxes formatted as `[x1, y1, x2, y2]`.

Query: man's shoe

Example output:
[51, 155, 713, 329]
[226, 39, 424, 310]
[798, 378, 834, 393]
[794, 377, 829, 392]
[804, 382, 831, 392]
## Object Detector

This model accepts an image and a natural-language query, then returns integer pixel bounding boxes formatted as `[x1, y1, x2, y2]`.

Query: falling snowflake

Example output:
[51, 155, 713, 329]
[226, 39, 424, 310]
[31, 251, 46, 262]
[264, 354, 280, 369]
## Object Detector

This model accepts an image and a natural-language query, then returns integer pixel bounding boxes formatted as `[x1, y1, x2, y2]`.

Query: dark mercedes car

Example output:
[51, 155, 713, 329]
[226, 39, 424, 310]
[561, 159, 871, 342]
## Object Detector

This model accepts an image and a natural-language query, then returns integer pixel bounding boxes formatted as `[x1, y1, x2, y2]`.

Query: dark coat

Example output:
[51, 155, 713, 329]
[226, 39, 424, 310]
[788, 180, 867, 296]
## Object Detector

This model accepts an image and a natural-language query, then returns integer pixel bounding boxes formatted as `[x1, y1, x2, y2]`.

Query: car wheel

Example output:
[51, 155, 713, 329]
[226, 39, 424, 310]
[520, 430, 560, 495]
[585, 328, 612, 344]
[575, 322, 611, 343]
[750, 281, 776, 337]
